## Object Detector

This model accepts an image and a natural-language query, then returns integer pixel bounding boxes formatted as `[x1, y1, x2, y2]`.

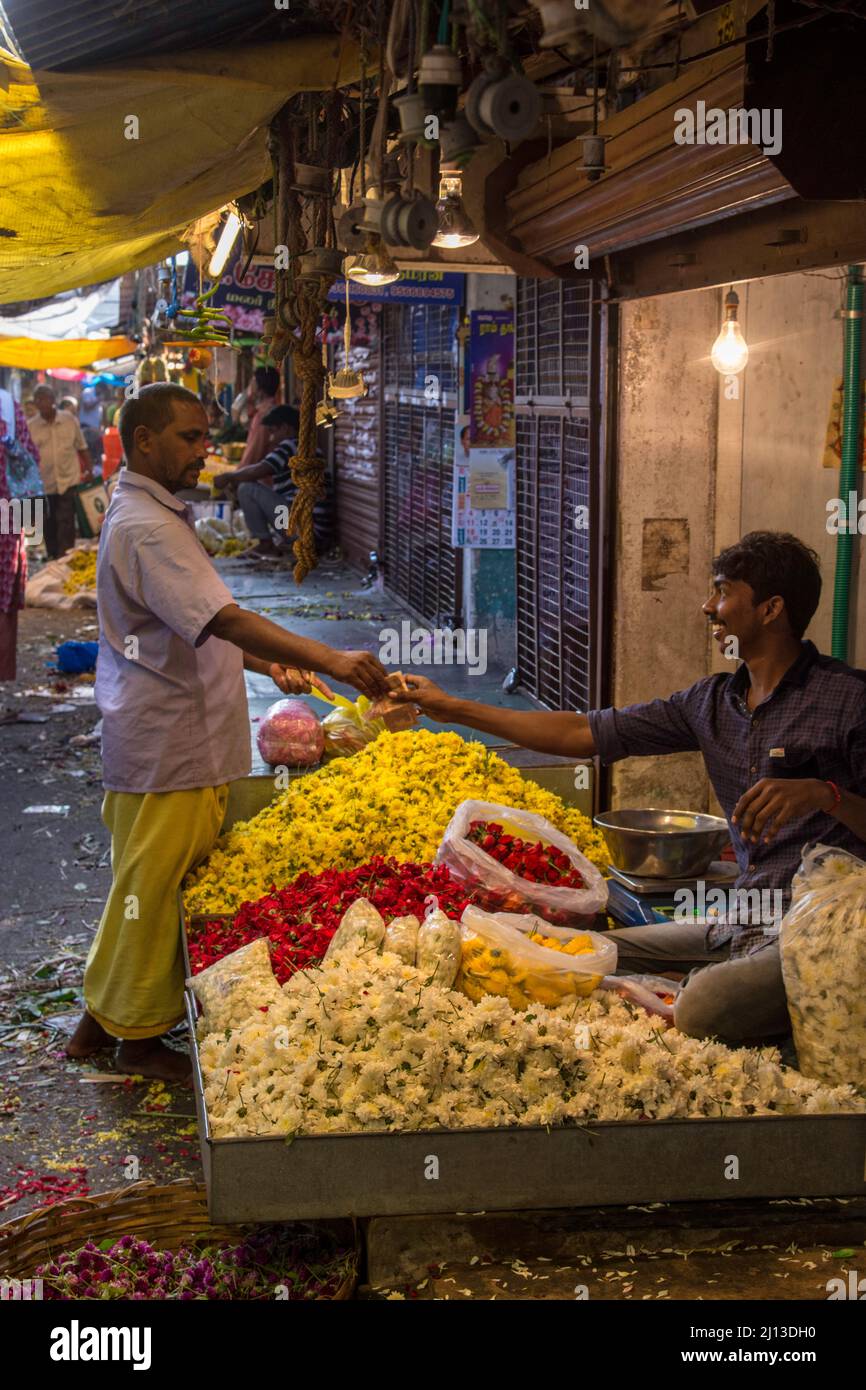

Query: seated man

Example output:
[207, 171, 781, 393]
[213, 406, 332, 558]
[389, 531, 866, 1046]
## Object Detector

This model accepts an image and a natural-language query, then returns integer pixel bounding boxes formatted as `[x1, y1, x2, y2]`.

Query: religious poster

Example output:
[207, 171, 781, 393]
[469, 309, 515, 448]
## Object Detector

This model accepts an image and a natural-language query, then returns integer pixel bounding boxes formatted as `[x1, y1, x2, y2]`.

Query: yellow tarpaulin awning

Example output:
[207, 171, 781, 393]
[0, 37, 360, 304]
[0, 334, 137, 368]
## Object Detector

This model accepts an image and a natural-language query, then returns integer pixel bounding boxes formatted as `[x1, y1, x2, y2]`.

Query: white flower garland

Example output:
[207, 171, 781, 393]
[198, 944, 864, 1139]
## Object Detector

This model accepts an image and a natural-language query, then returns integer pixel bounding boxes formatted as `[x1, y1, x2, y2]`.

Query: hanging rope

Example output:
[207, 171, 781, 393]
[287, 277, 329, 583]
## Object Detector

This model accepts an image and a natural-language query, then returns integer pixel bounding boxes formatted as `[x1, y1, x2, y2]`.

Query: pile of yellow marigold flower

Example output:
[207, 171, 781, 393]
[185, 729, 608, 913]
[62, 548, 97, 596]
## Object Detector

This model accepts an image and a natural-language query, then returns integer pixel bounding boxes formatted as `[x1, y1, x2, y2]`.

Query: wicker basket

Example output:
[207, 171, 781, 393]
[0, 1179, 358, 1299]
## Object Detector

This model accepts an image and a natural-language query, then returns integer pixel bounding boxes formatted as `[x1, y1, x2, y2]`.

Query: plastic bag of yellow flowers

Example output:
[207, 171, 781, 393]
[458, 906, 617, 1011]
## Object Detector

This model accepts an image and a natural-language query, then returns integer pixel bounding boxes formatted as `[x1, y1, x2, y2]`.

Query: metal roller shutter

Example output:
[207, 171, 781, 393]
[515, 278, 604, 713]
[381, 303, 462, 626]
[333, 304, 382, 572]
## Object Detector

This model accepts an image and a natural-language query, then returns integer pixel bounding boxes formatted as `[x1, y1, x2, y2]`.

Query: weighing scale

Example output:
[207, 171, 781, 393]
[605, 860, 739, 926]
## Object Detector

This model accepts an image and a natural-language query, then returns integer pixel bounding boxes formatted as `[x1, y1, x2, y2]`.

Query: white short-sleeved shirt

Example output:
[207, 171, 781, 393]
[95, 468, 251, 793]
[27, 409, 87, 494]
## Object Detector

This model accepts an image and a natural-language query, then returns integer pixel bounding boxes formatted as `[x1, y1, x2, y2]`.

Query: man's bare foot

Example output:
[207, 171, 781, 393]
[116, 1039, 193, 1084]
[66, 1011, 116, 1058]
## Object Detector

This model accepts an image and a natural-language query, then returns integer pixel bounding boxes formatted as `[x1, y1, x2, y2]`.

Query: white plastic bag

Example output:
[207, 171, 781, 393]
[195, 516, 231, 555]
[187, 937, 282, 1035]
[383, 914, 420, 965]
[416, 896, 462, 987]
[459, 904, 616, 1010]
[780, 843, 866, 1087]
[325, 899, 387, 958]
[436, 799, 608, 927]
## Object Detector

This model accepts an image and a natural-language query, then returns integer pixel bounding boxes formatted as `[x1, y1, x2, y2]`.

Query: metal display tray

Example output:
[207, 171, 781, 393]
[184, 993, 866, 1224]
[182, 776, 866, 1224]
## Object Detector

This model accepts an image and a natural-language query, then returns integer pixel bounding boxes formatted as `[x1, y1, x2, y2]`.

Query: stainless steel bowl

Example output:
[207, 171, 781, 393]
[593, 808, 731, 879]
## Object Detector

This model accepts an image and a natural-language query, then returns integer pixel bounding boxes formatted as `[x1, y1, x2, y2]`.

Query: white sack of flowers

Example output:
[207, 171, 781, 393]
[187, 937, 283, 1037]
[780, 843, 866, 1089]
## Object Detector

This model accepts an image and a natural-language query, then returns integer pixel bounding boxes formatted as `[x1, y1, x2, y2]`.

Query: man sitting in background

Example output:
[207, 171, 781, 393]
[213, 405, 333, 559]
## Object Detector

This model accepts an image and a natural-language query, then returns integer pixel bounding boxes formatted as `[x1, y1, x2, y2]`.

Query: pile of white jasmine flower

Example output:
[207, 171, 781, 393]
[195, 942, 864, 1139]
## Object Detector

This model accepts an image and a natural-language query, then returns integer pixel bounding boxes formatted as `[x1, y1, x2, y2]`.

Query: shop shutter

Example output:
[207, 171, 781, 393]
[332, 303, 382, 571]
[381, 303, 462, 626]
[515, 278, 603, 712]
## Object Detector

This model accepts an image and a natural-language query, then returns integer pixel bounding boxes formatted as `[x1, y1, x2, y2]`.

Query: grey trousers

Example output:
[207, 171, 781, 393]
[237, 481, 285, 542]
[605, 921, 791, 1046]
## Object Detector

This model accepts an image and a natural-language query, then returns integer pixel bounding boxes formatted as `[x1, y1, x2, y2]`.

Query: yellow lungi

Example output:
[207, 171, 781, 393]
[84, 785, 229, 1040]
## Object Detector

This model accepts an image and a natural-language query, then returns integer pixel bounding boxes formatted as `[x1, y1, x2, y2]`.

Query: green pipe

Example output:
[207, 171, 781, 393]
[831, 264, 863, 660]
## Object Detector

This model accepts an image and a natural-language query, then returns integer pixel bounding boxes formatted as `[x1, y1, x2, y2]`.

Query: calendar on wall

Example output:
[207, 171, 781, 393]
[452, 417, 515, 549]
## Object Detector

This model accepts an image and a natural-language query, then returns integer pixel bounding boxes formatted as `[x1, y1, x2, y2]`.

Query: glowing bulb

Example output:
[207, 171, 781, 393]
[431, 174, 479, 249]
[343, 236, 400, 287]
[711, 289, 749, 374]
[208, 211, 242, 278]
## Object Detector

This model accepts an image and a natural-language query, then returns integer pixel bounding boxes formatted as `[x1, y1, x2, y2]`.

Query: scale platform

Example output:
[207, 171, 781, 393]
[605, 861, 739, 927]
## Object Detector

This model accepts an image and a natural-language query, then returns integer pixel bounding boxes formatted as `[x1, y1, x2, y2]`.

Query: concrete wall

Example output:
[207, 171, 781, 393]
[610, 289, 720, 811]
[610, 265, 864, 814]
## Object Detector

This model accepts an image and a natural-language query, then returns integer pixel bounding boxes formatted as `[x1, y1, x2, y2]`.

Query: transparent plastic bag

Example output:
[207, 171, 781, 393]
[780, 843, 866, 1087]
[599, 973, 682, 1021]
[458, 904, 616, 1011]
[187, 937, 282, 1035]
[325, 898, 387, 958]
[383, 914, 420, 965]
[320, 704, 383, 757]
[436, 799, 608, 928]
[416, 896, 462, 987]
[195, 516, 231, 555]
[256, 698, 324, 767]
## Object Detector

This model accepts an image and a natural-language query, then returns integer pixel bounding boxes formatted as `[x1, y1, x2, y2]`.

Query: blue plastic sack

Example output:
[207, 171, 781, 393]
[55, 640, 99, 674]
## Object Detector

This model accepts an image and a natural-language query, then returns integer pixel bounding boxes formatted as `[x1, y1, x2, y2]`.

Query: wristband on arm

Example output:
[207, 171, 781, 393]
[825, 780, 842, 807]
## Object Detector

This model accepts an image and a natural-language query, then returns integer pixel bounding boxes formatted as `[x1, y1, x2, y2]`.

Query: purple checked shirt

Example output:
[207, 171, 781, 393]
[588, 641, 866, 953]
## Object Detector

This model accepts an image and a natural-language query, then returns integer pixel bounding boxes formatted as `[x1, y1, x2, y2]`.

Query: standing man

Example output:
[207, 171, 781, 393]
[79, 387, 105, 477]
[67, 383, 388, 1081]
[28, 384, 92, 558]
[389, 532, 866, 1046]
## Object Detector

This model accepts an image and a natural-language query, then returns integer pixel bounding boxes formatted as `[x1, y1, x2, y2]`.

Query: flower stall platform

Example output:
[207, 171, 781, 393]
[180, 758, 866, 1226]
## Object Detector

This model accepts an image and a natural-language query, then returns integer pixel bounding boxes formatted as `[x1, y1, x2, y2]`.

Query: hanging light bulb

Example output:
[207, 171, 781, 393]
[342, 234, 400, 287]
[208, 209, 243, 278]
[711, 288, 749, 375]
[431, 173, 480, 249]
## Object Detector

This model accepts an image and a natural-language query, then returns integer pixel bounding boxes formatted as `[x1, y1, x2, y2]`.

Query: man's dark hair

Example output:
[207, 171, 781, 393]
[119, 383, 202, 458]
[254, 366, 280, 397]
[262, 405, 299, 432]
[712, 531, 822, 639]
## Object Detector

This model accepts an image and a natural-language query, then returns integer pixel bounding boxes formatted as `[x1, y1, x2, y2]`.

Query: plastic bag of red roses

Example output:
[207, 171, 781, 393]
[435, 800, 608, 929]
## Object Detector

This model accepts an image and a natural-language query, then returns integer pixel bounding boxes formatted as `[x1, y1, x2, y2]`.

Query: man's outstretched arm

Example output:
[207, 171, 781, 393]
[388, 674, 595, 759]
